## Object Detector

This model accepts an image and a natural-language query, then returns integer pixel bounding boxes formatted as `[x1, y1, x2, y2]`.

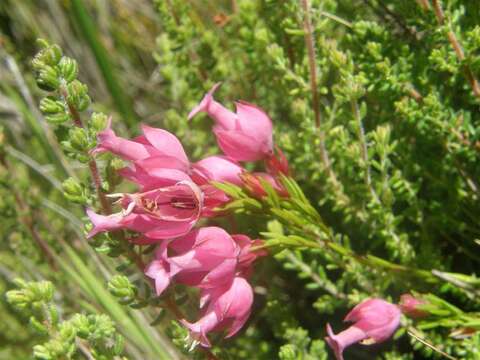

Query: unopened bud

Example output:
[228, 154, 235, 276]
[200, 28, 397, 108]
[108, 275, 136, 300]
[58, 57, 78, 83]
[69, 127, 90, 152]
[399, 294, 428, 319]
[62, 177, 86, 204]
[90, 112, 108, 132]
[67, 80, 90, 111]
[45, 112, 70, 125]
[39, 97, 65, 114]
[36, 66, 60, 91]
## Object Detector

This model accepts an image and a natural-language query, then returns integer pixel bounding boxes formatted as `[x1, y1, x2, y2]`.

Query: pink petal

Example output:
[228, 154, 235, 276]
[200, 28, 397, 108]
[235, 101, 273, 140]
[188, 83, 237, 130]
[145, 220, 196, 239]
[140, 125, 189, 166]
[93, 126, 158, 161]
[325, 324, 368, 360]
[225, 311, 251, 338]
[86, 209, 125, 238]
[118, 166, 189, 191]
[145, 260, 171, 296]
[198, 258, 237, 289]
[215, 129, 269, 162]
[192, 156, 243, 185]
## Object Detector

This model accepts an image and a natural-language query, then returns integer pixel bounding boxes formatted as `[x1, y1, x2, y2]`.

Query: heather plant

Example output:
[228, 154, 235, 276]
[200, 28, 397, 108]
[1, 0, 480, 359]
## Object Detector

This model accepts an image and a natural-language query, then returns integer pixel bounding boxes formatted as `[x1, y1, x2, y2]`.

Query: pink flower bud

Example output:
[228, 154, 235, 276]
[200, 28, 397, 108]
[180, 276, 254, 348]
[399, 294, 428, 319]
[266, 145, 290, 176]
[325, 298, 401, 360]
[189, 84, 273, 162]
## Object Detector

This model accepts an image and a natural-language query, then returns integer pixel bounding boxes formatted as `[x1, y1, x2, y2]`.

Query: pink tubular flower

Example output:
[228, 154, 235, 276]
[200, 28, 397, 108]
[86, 179, 203, 240]
[325, 298, 401, 360]
[93, 122, 189, 170]
[145, 227, 240, 296]
[399, 294, 428, 319]
[188, 83, 273, 162]
[181, 276, 254, 348]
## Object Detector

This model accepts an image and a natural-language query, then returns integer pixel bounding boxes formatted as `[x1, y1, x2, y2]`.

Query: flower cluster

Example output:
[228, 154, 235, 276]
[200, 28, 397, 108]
[87, 84, 285, 347]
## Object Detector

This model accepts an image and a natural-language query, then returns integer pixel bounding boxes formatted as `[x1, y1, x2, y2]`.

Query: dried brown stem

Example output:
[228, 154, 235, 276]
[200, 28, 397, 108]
[416, 0, 431, 11]
[300, 0, 335, 179]
[432, 0, 480, 98]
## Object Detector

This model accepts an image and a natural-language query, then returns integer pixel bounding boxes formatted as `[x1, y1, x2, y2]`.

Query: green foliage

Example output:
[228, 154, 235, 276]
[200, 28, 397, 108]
[7, 279, 126, 360]
[2, 0, 480, 359]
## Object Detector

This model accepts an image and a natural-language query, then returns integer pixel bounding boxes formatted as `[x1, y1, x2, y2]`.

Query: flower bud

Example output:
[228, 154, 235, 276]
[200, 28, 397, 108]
[36, 65, 60, 91]
[108, 275, 136, 300]
[67, 80, 90, 111]
[45, 112, 71, 125]
[58, 57, 78, 83]
[39, 97, 66, 114]
[62, 177, 87, 204]
[33, 43, 62, 67]
[69, 127, 90, 152]
[70, 314, 90, 338]
[399, 294, 428, 319]
[90, 112, 109, 132]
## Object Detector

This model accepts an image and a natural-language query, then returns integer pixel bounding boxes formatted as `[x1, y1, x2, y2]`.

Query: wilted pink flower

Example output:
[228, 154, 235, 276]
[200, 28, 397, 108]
[188, 83, 273, 162]
[145, 227, 240, 295]
[325, 298, 401, 360]
[399, 294, 428, 319]
[181, 276, 254, 348]
[86, 180, 203, 240]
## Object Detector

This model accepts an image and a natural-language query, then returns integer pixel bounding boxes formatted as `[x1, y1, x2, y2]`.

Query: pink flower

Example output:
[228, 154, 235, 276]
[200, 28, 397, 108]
[399, 294, 428, 319]
[93, 122, 189, 170]
[191, 156, 244, 216]
[86, 180, 203, 240]
[181, 276, 254, 348]
[325, 298, 401, 360]
[145, 227, 240, 295]
[188, 83, 273, 162]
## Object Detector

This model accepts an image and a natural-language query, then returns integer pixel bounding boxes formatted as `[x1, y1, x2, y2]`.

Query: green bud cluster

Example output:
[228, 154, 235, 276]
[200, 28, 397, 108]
[6, 279, 54, 312]
[32, 41, 110, 166]
[62, 177, 89, 204]
[7, 279, 125, 360]
[108, 275, 137, 304]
